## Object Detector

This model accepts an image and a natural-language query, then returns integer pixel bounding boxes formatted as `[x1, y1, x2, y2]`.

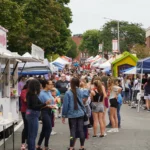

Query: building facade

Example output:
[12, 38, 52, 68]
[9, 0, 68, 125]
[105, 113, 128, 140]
[72, 34, 89, 62]
[146, 27, 150, 48]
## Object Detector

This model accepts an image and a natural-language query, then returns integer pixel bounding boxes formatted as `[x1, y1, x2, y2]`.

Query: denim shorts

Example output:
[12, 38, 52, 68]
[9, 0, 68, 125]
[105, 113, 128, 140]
[144, 94, 150, 100]
[91, 102, 104, 113]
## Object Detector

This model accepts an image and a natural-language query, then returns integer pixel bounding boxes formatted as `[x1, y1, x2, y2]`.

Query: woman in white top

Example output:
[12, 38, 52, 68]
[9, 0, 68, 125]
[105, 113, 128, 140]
[107, 78, 122, 133]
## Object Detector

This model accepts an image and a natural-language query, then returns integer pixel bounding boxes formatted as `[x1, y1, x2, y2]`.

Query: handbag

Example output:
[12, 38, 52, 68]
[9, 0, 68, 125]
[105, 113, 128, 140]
[77, 97, 89, 126]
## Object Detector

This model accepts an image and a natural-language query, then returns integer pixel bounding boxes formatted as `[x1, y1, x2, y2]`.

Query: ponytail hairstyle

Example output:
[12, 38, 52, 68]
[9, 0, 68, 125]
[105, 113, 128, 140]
[108, 77, 118, 91]
[70, 77, 80, 110]
[93, 80, 103, 96]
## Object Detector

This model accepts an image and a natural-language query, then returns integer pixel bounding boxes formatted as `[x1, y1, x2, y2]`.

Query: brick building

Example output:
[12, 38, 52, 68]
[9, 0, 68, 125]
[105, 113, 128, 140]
[72, 34, 89, 62]
[146, 27, 150, 48]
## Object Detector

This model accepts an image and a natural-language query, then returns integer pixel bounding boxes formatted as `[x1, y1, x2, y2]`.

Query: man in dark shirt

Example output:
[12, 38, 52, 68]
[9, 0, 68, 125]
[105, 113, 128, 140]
[56, 74, 69, 94]
[55, 74, 69, 118]
[142, 74, 148, 85]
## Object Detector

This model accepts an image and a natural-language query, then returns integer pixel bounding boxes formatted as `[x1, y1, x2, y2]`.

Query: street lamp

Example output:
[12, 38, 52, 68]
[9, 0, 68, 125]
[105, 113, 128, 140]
[103, 17, 120, 53]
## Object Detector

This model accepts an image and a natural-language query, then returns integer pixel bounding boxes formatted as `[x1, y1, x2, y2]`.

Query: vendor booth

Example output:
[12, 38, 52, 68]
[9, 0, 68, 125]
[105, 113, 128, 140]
[18, 55, 51, 75]
[0, 26, 43, 143]
[136, 57, 150, 112]
[112, 51, 138, 77]
[137, 57, 150, 73]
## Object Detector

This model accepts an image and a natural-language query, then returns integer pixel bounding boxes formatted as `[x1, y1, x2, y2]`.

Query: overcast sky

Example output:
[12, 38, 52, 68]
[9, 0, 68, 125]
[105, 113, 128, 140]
[68, 0, 150, 35]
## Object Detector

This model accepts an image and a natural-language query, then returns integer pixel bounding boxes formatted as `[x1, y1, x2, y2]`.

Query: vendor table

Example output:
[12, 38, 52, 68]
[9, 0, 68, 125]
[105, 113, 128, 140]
[0, 120, 15, 150]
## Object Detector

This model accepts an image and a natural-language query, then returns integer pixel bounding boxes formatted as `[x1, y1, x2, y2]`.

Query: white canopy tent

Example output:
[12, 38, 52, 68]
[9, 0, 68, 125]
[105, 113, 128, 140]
[49, 63, 58, 73]
[18, 58, 50, 70]
[123, 67, 136, 74]
[86, 56, 94, 62]
[53, 57, 70, 65]
[92, 58, 106, 67]
[99, 61, 111, 69]
[87, 55, 100, 63]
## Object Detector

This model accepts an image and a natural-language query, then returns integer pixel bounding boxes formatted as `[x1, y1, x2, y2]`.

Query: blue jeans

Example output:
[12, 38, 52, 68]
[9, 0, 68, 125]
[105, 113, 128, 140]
[124, 92, 129, 102]
[38, 110, 52, 147]
[26, 109, 40, 150]
[117, 104, 122, 127]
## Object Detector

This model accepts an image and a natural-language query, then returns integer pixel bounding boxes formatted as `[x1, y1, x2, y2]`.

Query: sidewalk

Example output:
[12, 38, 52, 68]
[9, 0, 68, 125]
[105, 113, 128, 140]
[1, 105, 150, 150]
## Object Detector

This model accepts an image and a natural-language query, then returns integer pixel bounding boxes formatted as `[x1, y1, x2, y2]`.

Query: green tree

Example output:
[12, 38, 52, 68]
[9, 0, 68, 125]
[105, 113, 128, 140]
[0, 0, 27, 54]
[66, 38, 78, 59]
[22, 0, 72, 56]
[101, 21, 145, 53]
[131, 44, 150, 59]
[79, 29, 101, 55]
[0, 0, 72, 56]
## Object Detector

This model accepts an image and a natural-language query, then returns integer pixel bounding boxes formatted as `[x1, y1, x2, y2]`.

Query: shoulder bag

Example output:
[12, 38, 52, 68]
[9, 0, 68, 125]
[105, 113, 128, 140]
[71, 90, 88, 126]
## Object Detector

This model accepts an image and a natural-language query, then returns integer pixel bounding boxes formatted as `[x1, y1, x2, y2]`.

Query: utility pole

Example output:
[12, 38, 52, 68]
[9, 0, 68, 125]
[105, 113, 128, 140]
[104, 17, 120, 53]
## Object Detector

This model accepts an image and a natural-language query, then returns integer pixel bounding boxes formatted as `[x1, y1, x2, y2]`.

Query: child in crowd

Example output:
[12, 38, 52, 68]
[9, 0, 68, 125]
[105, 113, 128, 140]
[51, 88, 61, 135]
[117, 89, 123, 128]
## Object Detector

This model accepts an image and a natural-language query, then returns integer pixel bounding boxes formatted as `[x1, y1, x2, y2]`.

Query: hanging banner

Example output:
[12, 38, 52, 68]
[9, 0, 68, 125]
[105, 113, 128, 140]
[31, 44, 44, 60]
[0, 26, 8, 49]
[112, 40, 118, 53]
[99, 44, 103, 52]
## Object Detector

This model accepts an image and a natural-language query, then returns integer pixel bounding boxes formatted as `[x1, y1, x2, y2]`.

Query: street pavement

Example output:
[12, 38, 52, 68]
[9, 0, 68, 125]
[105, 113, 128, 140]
[1, 105, 150, 150]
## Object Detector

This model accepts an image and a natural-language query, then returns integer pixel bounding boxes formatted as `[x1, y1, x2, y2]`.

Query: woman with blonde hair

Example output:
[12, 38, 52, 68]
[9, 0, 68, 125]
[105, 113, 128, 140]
[107, 78, 122, 133]
[90, 80, 105, 137]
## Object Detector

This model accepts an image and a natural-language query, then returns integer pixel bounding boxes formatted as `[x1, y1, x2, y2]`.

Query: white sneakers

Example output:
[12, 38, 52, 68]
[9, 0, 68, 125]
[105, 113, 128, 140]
[21, 144, 27, 150]
[107, 128, 119, 133]
[51, 130, 57, 135]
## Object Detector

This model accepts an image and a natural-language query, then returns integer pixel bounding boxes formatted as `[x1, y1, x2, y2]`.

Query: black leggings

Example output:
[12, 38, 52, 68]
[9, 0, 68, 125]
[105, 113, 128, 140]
[21, 112, 28, 144]
[38, 110, 52, 147]
[69, 117, 85, 147]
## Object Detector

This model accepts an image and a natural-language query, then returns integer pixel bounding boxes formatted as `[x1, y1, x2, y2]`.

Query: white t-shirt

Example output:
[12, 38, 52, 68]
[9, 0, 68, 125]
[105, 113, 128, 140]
[66, 75, 71, 81]
[134, 79, 141, 91]
[109, 85, 121, 99]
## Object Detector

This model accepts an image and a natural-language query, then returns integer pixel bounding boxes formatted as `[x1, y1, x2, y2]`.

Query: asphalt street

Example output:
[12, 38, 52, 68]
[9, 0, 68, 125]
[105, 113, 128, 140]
[1, 105, 150, 150]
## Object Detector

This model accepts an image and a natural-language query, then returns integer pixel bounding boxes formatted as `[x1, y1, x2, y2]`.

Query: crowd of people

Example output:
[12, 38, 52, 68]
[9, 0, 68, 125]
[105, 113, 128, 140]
[17, 70, 150, 150]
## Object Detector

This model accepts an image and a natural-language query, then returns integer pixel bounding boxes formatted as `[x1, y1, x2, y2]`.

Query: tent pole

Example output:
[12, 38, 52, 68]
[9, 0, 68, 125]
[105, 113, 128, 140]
[137, 62, 143, 112]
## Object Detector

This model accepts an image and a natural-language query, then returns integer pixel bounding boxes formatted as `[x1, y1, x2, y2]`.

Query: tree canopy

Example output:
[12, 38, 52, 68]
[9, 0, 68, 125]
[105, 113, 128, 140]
[101, 21, 145, 53]
[79, 21, 145, 55]
[79, 29, 100, 55]
[0, 0, 27, 54]
[131, 44, 150, 59]
[66, 38, 78, 59]
[0, 0, 72, 56]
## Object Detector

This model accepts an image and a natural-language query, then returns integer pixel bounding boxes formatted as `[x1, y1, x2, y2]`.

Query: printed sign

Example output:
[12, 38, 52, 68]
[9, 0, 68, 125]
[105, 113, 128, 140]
[31, 44, 44, 60]
[112, 40, 118, 53]
[99, 44, 103, 52]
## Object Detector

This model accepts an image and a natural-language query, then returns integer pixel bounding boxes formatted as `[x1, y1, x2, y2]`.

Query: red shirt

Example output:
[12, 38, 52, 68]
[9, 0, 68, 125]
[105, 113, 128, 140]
[20, 89, 27, 112]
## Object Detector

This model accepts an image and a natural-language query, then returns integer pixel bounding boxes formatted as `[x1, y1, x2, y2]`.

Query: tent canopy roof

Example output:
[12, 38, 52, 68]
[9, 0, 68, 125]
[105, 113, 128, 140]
[136, 57, 150, 73]
[112, 51, 138, 65]
[123, 67, 136, 74]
